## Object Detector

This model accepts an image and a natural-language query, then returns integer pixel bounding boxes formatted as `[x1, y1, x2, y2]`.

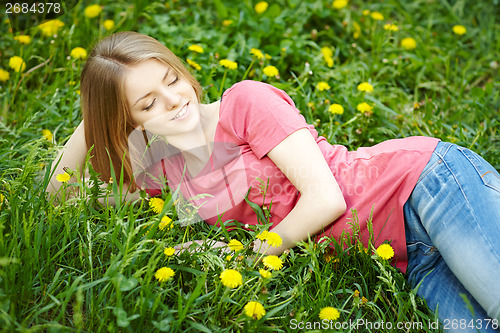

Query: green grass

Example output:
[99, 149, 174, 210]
[1, 0, 499, 331]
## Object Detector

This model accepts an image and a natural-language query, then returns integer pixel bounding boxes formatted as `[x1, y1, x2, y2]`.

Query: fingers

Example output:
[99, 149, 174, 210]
[172, 240, 212, 254]
[172, 240, 230, 254]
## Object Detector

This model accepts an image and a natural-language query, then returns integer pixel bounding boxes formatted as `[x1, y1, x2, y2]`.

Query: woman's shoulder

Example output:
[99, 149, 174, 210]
[226, 79, 273, 91]
[221, 80, 293, 106]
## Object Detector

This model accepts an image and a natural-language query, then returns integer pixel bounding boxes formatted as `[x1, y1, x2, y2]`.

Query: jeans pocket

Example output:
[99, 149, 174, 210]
[456, 146, 500, 193]
[407, 241, 438, 257]
[406, 241, 440, 286]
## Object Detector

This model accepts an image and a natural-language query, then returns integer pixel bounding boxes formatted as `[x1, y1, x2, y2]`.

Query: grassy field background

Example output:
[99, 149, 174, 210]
[0, 0, 499, 331]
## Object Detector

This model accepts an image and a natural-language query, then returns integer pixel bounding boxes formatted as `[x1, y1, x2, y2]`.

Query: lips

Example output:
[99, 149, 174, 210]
[172, 103, 189, 120]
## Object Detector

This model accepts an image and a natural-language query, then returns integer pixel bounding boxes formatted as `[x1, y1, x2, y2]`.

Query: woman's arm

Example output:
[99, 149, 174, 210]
[47, 120, 88, 196]
[254, 128, 347, 255]
[46, 120, 142, 204]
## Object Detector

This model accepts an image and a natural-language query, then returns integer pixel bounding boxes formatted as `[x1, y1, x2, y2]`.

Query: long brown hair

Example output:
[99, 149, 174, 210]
[80, 31, 202, 192]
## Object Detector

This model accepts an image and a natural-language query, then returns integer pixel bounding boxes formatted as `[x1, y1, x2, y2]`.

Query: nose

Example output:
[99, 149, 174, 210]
[162, 88, 181, 111]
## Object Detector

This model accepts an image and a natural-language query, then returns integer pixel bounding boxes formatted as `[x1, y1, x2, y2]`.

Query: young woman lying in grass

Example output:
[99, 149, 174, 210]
[47, 31, 500, 332]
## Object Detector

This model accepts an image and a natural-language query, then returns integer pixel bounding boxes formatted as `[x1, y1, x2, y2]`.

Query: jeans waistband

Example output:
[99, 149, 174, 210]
[416, 141, 452, 185]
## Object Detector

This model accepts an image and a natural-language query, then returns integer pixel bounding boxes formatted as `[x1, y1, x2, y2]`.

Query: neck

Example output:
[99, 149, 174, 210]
[174, 100, 220, 176]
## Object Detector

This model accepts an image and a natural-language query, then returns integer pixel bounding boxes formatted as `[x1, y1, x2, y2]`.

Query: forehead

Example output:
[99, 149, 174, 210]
[124, 59, 171, 101]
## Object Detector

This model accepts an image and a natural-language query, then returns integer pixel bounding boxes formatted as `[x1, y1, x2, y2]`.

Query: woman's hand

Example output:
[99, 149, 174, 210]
[264, 128, 347, 253]
[173, 240, 229, 255]
[47, 121, 88, 197]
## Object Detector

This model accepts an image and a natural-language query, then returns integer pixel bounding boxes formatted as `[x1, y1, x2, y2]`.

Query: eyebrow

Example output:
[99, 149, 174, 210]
[132, 68, 170, 106]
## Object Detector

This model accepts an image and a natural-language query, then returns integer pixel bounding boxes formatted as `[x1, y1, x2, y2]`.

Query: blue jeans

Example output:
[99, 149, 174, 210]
[404, 141, 500, 332]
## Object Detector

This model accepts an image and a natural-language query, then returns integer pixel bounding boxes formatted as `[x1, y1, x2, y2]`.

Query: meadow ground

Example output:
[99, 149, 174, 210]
[0, 0, 499, 331]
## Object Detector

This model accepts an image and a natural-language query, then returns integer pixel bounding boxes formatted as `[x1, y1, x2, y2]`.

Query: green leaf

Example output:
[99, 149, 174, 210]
[213, 0, 228, 18]
[153, 318, 172, 332]
[116, 273, 138, 292]
[113, 307, 130, 327]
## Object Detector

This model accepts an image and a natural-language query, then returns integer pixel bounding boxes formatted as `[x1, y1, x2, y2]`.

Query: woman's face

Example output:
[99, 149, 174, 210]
[125, 59, 201, 138]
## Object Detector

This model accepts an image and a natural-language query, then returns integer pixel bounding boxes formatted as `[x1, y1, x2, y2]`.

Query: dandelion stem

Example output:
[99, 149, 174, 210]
[241, 59, 255, 81]
[219, 69, 228, 97]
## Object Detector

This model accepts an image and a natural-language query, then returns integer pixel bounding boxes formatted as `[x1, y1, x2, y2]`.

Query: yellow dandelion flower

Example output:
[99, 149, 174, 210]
[254, 1, 268, 14]
[188, 44, 204, 53]
[149, 197, 165, 214]
[362, 296, 368, 304]
[353, 21, 361, 39]
[357, 102, 373, 114]
[263, 65, 279, 77]
[319, 307, 340, 321]
[9, 56, 26, 72]
[222, 19, 233, 26]
[452, 25, 467, 35]
[329, 104, 344, 115]
[84, 4, 102, 19]
[14, 35, 31, 45]
[321, 47, 334, 67]
[383, 23, 399, 32]
[323, 253, 334, 263]
[358, 243, 368, 254]
[219, 59, 238, 70]
[256, 230, 269, 241]
[38, 19, 64, 37]
[376, 243, 394, 260]
[357, 82, 374, 93]
[321, 46, 333, 58]
[155, 267, 175, 282]
[0, 193, 4, 204]
[266, 232, 282, 248]
[316, 81, 331, 91]
[219, 269, 243, 288]
[332, 0, 348, 9]
[362, 9, 370, 16]
[250, 48, 264, 60]
[401, 37, 417, 50]
[56, 172, 71, 183]
[159, 215, 173, 231]
[370, 11, 384, 20]
[0, 69, 10, 82]
[228, 239, 244, 251]
[103, 19, 115, 30]
[353, 289, 360, 297]
[244, 301, 266, 320]
[259, 269, 272, 279]
[164, 247, 175, 256]
[325, 56, 334, 67]
[186, 59, 201, 70]
[225, 254, 233, 261]
[262, 255, 283, 270]
[70, 47, 87, 60]
[42, 129, 53, 141]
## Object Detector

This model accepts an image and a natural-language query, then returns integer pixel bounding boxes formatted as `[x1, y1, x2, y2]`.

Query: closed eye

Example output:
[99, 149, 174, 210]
[143, 98, 156, 111]
[169, 75, 179, 86]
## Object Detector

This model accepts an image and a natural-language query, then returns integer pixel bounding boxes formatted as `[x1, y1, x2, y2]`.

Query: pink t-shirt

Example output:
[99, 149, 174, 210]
[142, 80, 439, 272]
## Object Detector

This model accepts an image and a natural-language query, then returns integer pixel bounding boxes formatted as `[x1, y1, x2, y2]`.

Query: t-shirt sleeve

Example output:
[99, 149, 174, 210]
[221, 80, 310, 159]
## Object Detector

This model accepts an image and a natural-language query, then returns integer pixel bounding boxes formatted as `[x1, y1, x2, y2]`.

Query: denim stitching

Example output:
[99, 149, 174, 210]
[435, 145, 470, 205]
[437, 146, 500, 265]
[415, 142, 451, 185]
[456, 146, 500, 193]
[407, 241, 438, 255]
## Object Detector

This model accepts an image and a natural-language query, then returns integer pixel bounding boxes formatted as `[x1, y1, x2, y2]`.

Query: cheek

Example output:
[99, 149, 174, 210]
[130, 111, 145, 127]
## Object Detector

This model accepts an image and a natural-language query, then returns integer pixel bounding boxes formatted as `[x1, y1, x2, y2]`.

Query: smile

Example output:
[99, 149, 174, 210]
[172, 103, 189, 120]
